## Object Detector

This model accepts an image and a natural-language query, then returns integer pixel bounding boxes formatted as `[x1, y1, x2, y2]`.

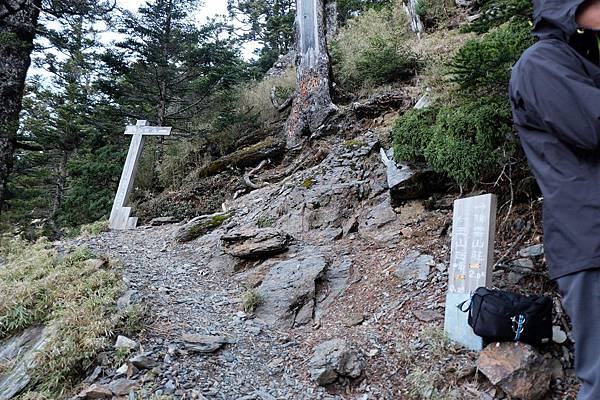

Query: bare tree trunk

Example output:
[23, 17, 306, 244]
[285, 0, 337, 149]
[404, 0, 424, 35]
[0, 0, 41, 213]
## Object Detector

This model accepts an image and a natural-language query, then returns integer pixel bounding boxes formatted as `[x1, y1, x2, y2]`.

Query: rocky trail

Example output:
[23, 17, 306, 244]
[55, 134, 576, 399]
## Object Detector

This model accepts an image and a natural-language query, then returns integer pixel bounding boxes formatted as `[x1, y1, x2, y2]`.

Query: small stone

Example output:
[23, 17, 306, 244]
[412, 309, 441, 323]
[78, 384, 113, 399]
[394, 251, 434, 281]
[149, 216, 180, 225]
[108, 378, 138, 396]
[344, 313, 365, 327]
[115, 335, 138, 351]
[130, 354, 158, 370]
[552, 326, 568, 344]
[308, 338, 364, 386]
[518, 244, 544, 258]
[84, 259, 107, 269]
[182, 334, 232, 353]
[115, 364, 128, 376]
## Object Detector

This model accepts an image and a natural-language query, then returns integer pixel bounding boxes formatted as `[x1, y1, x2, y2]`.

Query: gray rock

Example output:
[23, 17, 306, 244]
[478, 342, 551, 400]
[77, 384, 113, 399]
[115, 335, 138, 351]
[117, 289, 138, 310]
[181, 334, 233, 353]
[221, 228, 291, 259]
[129, 354, 158, 370]
[308, 339, 364, 386]
[552, 326, 568, 344]
[173, 212, 233, 243]
[518, 244, 544, 258]
[108, 378, 138, 396]
[0, 326, 50, 400]
[255, 249, 328, 328]
[394, 251, 434, 281]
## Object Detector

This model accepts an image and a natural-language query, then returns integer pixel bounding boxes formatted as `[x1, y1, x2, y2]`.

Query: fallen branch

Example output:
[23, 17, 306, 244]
[270, 87, 295, 112]
[243, 159, 271, 189]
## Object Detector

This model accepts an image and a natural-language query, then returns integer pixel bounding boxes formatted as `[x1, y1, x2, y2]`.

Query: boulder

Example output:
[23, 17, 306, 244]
[107, 378, 138, 396]
[173, 212, 233, 243]
[221, 228, 291, 259]
[129, 354, 158, 369]
[308, 338, 364, 386]
[478, 342, 551, 400]
[255, 249, 327, 328]
[379, 149, 445, 205]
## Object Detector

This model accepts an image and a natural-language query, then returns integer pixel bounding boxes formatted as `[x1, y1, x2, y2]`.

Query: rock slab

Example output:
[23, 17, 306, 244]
[394, 251, 434, 281]
[221, 228, 291, 259]
[174, 212, 232, 243]
[478, 342, 551, 400]
[308, 339, 364, 386]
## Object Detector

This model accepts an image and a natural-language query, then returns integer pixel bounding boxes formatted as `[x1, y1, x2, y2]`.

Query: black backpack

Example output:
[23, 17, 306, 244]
[460, 287, 553, 346]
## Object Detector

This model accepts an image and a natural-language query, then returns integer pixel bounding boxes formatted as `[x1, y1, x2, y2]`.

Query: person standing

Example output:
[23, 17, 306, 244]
[510, 0, 600, 398]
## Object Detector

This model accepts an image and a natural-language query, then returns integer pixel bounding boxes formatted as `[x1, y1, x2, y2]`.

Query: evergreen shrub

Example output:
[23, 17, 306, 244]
[392, 106, 437, 162]
[465, 0, 532, 34]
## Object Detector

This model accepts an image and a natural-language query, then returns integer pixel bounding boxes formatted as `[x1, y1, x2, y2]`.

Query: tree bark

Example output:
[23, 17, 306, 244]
[285, 0, 337, 149]
[0, 0, 41, 213]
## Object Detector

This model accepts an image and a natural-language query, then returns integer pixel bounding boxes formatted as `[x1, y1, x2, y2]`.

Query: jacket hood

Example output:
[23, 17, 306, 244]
[533, 0, 586, 40]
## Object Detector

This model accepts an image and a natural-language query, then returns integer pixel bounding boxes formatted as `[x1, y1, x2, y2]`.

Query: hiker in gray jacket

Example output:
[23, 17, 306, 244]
[510, 0, 600, 398]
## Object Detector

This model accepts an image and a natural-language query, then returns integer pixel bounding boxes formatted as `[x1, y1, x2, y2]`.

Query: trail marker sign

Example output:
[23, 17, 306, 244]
[444, 194, 497, 350]
[109, 120, 172, 230]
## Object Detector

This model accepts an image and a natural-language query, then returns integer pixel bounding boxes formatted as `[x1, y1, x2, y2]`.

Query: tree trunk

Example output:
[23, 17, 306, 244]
[285, 0, 337, 149]
[0, 0, 41, 213]
[403, 0, 424, 35]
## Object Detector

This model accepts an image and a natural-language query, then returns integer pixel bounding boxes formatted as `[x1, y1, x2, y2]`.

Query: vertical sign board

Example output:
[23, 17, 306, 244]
[109, 120, 172, 230]
[444, 194, 497, 351]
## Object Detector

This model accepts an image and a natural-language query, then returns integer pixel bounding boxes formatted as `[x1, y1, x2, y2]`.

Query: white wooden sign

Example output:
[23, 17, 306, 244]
[444, 194, 497, 350]
[109, 120, 172, 230]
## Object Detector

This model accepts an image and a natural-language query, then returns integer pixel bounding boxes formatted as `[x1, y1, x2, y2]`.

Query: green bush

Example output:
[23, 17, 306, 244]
[330, 0, 418, 90]
[355, 37, 421, 86]
[415, 0, 457, 30]
[450, 20, 535, 97]
[392, 106, 437, 162]
[465, 0, 532, 34]
[424, 98, 514, 186]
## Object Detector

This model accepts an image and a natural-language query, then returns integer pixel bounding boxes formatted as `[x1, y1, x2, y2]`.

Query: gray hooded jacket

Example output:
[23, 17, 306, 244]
[509, 0, 600, 279]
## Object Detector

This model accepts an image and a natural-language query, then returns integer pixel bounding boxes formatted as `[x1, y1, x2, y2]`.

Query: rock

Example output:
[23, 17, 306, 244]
[518, 244, 544, 258]
[379, 149, 444, 205]
[181, 334, 233, 353]
[547, 357, 564, 380]
[456, 0, 476, 6]
[342, 215, 359, 236]
[129, 354, 158, 369]
[114, 335, 138, 351]
[77, 384, 113, 399]
[115, 364, 128, 377]
[221, 228, 291, 259]
[149, 216, 180, 225]
[552, 326, 568, 344]
[308, 338, 364, 386]
[478, 342, 551, 399]
[0, 326, 50, 400]
[344, 313, 365, 327]
[173, 211, 233, 243]
[108, 378, 138, 396]
[255, 249, 328, 328]
[510, 258, 535, 272]
[394, 251, 434, 281]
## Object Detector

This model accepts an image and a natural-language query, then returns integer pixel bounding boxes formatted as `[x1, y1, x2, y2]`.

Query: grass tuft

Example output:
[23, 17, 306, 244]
[242, 289, 263, 313]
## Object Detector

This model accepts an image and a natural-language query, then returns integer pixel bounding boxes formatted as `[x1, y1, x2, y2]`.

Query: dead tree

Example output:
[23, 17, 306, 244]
[284, 0, 337, 149]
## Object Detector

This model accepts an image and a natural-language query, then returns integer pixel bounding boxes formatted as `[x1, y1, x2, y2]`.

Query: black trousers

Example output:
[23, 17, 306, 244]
[557, 269, 600, 400]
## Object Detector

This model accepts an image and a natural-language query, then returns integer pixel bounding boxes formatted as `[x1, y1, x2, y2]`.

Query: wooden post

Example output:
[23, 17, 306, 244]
[444, 194, 497, 350]
[285, 0, 337, 149]
[109, 120, 172, 230]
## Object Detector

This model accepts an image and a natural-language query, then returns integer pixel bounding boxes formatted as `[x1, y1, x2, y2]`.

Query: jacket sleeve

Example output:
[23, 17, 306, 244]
[514, 44, 600, 151]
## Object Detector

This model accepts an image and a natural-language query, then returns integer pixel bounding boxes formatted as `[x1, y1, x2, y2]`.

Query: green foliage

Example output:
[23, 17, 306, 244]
[256, 215, 275, 228]
[465, 0, 532, 34]
[302, 177, 315, 189]
[450, 20, 535, 97]
[424, 98, 513, 185]
[79, 220, 108, 237]
[330, 1, 418, 90]
[337, 0, 392, 24]
[242, 289, 263, 313]
[0, 239, 143, 395]
[392, 107, 437, 162]
[415, 0, 456, 30]
[355, 37, 421, 86]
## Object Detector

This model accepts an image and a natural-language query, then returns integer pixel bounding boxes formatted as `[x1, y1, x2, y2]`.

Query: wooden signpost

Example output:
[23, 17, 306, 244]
[109, 120, 172, 230]
[444, 194, 497, 350]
